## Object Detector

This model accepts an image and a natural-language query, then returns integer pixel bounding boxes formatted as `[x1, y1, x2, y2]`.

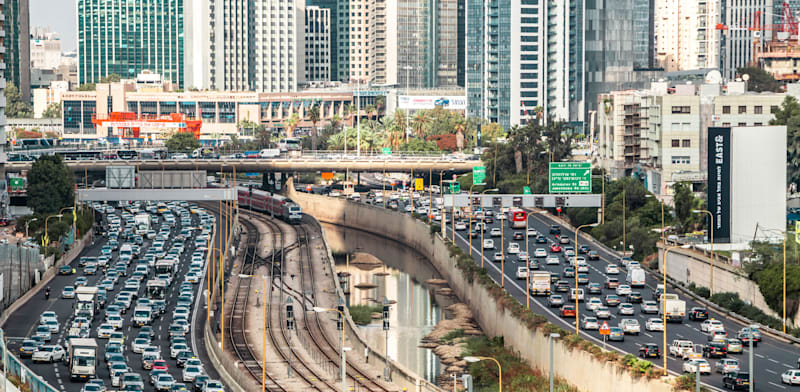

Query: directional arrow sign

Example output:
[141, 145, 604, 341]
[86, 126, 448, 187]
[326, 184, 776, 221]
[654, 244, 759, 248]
[549, 162, 592, 193]
[599, 321, 610, 335]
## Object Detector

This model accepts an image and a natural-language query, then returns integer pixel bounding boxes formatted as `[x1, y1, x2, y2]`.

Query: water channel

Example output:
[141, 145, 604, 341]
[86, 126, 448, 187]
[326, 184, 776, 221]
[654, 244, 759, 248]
[320, 222, 455, 385]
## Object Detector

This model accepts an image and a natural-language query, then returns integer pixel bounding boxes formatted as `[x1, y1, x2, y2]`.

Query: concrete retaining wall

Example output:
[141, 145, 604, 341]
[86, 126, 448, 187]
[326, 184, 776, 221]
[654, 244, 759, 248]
[288, 185, 673, 392]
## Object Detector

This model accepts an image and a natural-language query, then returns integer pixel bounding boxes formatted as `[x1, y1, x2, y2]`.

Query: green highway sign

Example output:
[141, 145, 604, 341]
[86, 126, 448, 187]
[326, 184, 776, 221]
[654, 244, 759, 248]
[549, 162, 592, 193]
[523, 186, 532, 194]
[473, 166, 486, 185]
[450, 182, 461, 194]
[381, 148, 392, 155]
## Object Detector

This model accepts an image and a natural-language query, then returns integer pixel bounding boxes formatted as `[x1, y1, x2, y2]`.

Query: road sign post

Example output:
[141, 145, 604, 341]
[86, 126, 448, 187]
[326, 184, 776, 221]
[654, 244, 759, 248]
[599, 321, 610, 350]
[473, 166, 486, 185]
[549, 162, 592, 193]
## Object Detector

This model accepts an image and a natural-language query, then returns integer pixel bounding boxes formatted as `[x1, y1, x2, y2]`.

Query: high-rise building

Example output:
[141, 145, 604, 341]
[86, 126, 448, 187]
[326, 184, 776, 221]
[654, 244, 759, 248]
[30, 28, 62, 70]
[306, 6, 332, 82]
[719, 0, 773, 79]
[77, 0, 184, 88]
[545, 0, 584, 122]
[4, 0, 29, 102]
[655, 0, 721, 72]
[0, 0, 9, 197]
[307, 0, 342, 81]
[252, 0, 305, 92]
[336, 0, 351, 82]
[633, 0, 656, 69]
[465, 0, 484, 119]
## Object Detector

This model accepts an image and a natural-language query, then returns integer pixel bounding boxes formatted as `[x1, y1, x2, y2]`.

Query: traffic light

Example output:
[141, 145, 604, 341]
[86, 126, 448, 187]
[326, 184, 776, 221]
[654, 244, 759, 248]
[286, 299, 295, 330]
[382, 303, 390, 331]
[249, 185, 253, 196]
[337, 304, 344, 331]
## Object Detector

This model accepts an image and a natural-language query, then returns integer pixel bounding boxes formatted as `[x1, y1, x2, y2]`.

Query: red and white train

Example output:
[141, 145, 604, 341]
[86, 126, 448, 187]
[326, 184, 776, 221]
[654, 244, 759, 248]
[237, 185, 303, 224]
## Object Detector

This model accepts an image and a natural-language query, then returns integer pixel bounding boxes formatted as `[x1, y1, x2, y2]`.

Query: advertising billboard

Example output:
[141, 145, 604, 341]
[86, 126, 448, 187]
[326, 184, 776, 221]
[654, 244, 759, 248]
[707, 127, 731, 243]
[398, 96, 467, 110]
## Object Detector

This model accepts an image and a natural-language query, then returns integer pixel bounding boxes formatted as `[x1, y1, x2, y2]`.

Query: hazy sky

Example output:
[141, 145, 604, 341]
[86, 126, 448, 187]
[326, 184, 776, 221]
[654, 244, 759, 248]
[31, 0, 76, 52]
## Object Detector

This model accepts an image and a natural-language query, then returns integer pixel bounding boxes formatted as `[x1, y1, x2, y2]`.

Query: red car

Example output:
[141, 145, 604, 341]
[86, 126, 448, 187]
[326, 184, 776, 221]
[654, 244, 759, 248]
[550, 243, 562, 253]
[152, 359, 168, 371]
[560, 304, 576, 318]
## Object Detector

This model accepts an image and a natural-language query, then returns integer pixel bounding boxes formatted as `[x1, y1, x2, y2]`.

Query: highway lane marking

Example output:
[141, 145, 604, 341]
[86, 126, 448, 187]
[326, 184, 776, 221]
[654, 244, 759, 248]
[769, 358, 780, 364]
[756, 353, 766, 358]
[768, 381, 787, 389]
[643, 332, 653, 338]
[766, 369, 779, 374]
[783, 363, 794, 368]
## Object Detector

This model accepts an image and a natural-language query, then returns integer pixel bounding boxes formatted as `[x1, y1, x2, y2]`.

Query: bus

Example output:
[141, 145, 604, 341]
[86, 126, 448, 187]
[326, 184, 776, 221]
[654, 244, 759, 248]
[146, 279, 166, 300]
[509, 209, 527, 229]
[137, 148, 168, 160]
[277, 138, 302, 152]
[117, 150, 138, 160]
[155, 260, 175, 275]
[13, 138, 58, 151]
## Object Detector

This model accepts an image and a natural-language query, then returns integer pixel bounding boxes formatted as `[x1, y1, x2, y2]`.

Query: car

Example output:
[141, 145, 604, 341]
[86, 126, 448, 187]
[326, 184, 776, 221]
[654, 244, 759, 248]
[176, 350, 195, 367]
[588, 250, 600, 260]
[107, 315, 124, 329]
[560, 305, 576, 318]
[202, 380, 225, 392]
[703, 342, 728, 358]
[40, 311, 58, 325]
[725, 338, 743, 354]
[455, 222, 467, 231]
[34, 325, 52, 341]
[615, 284, 632, 296]
[595, 307, 611, 319]
[545, 256, 560, 265]
[171, 343, 189, 359]
[605, 264, 619, 274]
[628, 292, 643, 303]
[708, 330, 728, 343]
[121, 373, 144, 390]
[578, 245, 590, 254]
[535, 235, 547, 244]
[550, 243, 562, 253]
[193, 375, 211, 392]
[548, 295, 564, 307]
[81, 384, 103, 392]
[736, 329, 759, 347]
[527, 228, 538, 237]
[59, 265, 74, 275]
[132, 338, 151, 353]
[781, 369, 800, 386]
[739, 326, 762, 342]
[549, 225, 561, 235]
[619, 319, 641, 335]
[641, 301, 659, 314]
[42, 319, 59, 333]
[153, 359, 169, 371]
[515, 267, 528, 280]
[605, 278, 620, 289]
[32, 345, 65, 363]
[490, 228, 502, 237]
[493, 253, 504, 262]
[155, 374, 176, 391]
[555, 280, 571, 292]
[62, 286, 76, 299]
[608, 327, 624, 341]
[585, 297, 602, 311]
[715, 358, 739, 374]
[638, 343, 661, 358]
[701, 319, 725, 333]
[518, 252, 529, 262]
[563, 267, 575, 278]
[534, 248, 547, 258]
[683, 359, 711, 375]
[587, 282, 602, 294]
[582, 316, 599, 330]
[559, 236, 570, 244]
[19, 340, 38, 358]
[483, 239, 494, 249]
[689, 307, 709, 321]
[618, 303, 635, 315]
[577, 273, 589, 284]
[645, 318, 664, 332]
[513, 232, 524, 240]
[97, 324, 115, 338]
[604, 295, 621, 306]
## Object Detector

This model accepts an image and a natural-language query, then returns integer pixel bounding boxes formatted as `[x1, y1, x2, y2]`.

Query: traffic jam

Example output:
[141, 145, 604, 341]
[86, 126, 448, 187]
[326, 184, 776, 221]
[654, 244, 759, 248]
[11, 201, 224, 392]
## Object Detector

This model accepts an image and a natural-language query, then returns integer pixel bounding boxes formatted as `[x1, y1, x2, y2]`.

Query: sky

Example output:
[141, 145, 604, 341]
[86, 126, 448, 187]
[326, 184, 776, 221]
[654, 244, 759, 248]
[30, 0, 76, 52]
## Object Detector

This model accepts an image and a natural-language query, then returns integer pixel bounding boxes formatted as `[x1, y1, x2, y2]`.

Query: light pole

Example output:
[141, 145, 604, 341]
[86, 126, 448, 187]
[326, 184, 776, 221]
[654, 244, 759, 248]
[468, 184, 476, 256]
[574, 223, 598, 335]
[646, 194, 666, 271]
[382, 297, 390, 381]
[25, 218, 38, 238]
[42, 214, 63, 248]
[463, 356, 502, 392]
[526, 212, 530, 309]
[549, 333, 560, 392]
[692, 209, 715, 295]
[403, 66, 413, 142]
[356, 78, 361, 157]
[622, 189, 626, 255]
[661, 244, 691, 375]
[313, 306, 347, 392]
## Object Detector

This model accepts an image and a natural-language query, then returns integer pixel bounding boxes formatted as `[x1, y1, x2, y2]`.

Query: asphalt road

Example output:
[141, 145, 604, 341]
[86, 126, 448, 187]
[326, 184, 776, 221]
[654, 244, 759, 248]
[2, 203, 223, 392]
[352, 191, 800, 392]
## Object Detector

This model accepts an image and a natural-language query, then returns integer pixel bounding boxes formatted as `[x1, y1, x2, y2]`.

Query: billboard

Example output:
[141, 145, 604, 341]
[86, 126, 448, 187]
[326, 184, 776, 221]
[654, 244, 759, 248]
[398, 96, 467, 110]
[707, 127, 731, 243]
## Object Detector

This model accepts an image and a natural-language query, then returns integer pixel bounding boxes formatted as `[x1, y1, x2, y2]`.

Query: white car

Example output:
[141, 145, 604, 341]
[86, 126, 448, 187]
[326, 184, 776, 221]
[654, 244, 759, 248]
[106, 315, 124, 329]
[527, 228, 538, 237]
[618, 303, 635, 315]
[455, 222, 467, 230]
[97, 324, 115, 338]
[605, 264, 620, 274]
[507, 243, 520, 254]
[518, 252, 529, 261]
[534, 248, 548, 258]
[483, 239, 495, 249]
[616, 285, 632, 296]
[576, 262, 589, 273]
[516, 267, 528, 280]
[645, 318, 664, 332]
[40, 312, 58, 325]
[546, 256, 560, 265]
[32, 345, 65, 363]
[493, 253, 504, 262]
[700, 319, 725, 333]
[619, 319, 641, 335]
[183, 365, 204, 382]
[490, 228, 502, 237]
[585, 297, 602, 311]
[683, 359, 711, 375]
[582, 316, 599, 330]
[781, 369, 800, 385]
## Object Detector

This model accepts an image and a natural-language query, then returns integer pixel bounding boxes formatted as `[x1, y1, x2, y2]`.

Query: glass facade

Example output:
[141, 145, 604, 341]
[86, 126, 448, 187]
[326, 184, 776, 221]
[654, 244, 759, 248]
[336, 0, 350, 82]
[484, 0, 511, 129]
[4, 0, 30, 101]
[77, 0, 184, 87]
[466, 0, 484, 119]
[632, 0, 655, 70]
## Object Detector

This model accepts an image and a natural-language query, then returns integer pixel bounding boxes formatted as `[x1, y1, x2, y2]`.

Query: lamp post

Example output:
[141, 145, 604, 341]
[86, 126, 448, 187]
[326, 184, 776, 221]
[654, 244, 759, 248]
[622, 189, 626, 256]
[25, 218, 38, 238]
[382, 297, 390, 381]
[313, 306, 347, 392]
[403, 66, 413, 143]
[208, 247, 224, 324]
[692, 209, 715, 295]
[661, 244, 691, 375]
[549, 333, 560, 392]
[574, 223, 598, 335]
[645, 194, 666, 270]
[526, 212, 530, 308]
[262, 277, 268, 392]
[42, 214, 63, 248]
[463, 356, 502, 392]
[468, 184, 475, 256]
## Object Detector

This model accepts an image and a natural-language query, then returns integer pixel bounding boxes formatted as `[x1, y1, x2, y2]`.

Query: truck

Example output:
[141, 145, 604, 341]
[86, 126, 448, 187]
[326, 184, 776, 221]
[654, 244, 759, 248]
[132, 306, 153, 327]
[659, 293, 686, 322]
[66, 338, 98, 381]
[74, 286, 98, 319]
[134, 214, 150, 235]
[626, 267, 646, 287]
[528, 271, 551, 296]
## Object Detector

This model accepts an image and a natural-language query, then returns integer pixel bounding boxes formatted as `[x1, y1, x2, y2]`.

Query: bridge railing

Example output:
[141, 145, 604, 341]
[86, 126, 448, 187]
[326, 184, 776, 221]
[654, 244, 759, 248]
[0, 329, 59, 392]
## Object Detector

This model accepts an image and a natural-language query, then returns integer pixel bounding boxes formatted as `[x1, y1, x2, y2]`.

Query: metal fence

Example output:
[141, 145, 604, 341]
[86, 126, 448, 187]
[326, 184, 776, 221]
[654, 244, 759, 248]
[0, 244, 44, 313]
[0, 329, 59, 392]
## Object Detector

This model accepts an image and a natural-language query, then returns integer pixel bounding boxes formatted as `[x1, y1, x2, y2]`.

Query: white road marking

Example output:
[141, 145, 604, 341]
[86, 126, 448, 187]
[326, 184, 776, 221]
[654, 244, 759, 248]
[769, 358, 780, 364]
[643, 332, 653, 338]
[768, 381, 787, 389]
[756, 353, 766, 358]
[766, 369, 778, 374]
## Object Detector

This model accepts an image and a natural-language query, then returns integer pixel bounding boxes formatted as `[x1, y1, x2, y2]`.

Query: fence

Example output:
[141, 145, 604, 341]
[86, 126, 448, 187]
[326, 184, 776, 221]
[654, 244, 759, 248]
[0, 244, 43, 314]
[0, 328, 58, 392]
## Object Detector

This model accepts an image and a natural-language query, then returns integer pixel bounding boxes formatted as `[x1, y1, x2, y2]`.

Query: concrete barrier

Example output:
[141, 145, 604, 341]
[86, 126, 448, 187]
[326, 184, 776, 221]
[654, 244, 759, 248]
[287, 184, 673, 392]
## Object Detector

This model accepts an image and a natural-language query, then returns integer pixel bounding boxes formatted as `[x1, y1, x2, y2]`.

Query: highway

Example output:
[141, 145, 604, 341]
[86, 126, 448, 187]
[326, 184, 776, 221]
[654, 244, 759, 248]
[2, 202, 224, 391]
[344, 190, 800, 391]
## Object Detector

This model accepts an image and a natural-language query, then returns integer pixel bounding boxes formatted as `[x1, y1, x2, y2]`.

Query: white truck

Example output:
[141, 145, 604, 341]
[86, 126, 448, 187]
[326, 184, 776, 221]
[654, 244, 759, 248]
[67, 338, 98, 381]
[134, 214, 150, 235]
[132, 306, 153, 327]
[528, 271, 551, 296]
[626, 267, 646, 287]
[74, 286, 98, 319]
[659, 293, 686, 322]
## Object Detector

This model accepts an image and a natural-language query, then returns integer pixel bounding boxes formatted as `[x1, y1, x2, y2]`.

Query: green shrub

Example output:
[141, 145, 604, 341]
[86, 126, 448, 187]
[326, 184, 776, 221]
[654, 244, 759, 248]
[348, 305, 381, 325]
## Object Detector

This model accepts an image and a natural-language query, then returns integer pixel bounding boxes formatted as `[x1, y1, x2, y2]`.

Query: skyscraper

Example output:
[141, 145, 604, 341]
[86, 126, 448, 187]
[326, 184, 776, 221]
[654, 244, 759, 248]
[719, 0, 773, 78]
[0, 0, 9, 192]
[307, 0, 342, 81]
[633, 0, 656, 70]
[655, 0, 721, 71]
[4, 0, 29, 102]
[251, 0, 305, 92]
[306, 6, 332, 82]
[465, 0, 484, 119]
[77, 0, 185, 87]
[545, 0, 584, 122]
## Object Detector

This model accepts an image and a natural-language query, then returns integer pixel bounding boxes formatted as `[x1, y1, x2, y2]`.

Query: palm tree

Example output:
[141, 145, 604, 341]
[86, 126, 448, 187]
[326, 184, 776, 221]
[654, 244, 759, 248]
[344, 104, 356, 126]
[412, 111, 427, 138]
[308, 105, 321, 150]
[453, 120, 466, 151]
[375, 95, 386, 118]
[285, 112, 300, 139]
[365, 104, 376, 121]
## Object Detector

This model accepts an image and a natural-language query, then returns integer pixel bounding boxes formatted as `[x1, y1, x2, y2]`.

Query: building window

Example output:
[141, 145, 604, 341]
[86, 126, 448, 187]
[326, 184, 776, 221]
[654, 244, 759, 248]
[754, 122, 763, 126]
[671, 139, 680, 147]
[671, 156, 690, 164]
[738, 122, 746, 127]
[722, 105, 730, 114]
[671, 106, 691, 114]
[722, 122, 730, 127]
[681, 139, 691, 147]
[738, 105, 746, 114]
[754, 105, 763, 114]
[771, 105, 779, 113]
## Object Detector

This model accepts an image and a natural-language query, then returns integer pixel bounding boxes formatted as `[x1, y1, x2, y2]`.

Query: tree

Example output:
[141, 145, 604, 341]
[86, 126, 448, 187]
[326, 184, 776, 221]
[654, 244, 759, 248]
[237, 119, 260, 137]
[76, 74, 122, 92]
[285, 112, 300, 139]
[738, 66, 783, 93]
[5, 82, 32, 118]
[165, 132, 200, 152]
[770, 95, 800, 186]
[307, 105, 321, 150]
[42, 102, 62, 119]
[399, 138, 439, 152]
[27, 155, 74, 215]
[480, 123, 505, 144]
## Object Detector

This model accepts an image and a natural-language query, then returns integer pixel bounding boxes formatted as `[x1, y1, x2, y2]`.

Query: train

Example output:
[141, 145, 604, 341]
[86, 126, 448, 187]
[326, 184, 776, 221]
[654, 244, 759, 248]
[236, 185, 303, 224]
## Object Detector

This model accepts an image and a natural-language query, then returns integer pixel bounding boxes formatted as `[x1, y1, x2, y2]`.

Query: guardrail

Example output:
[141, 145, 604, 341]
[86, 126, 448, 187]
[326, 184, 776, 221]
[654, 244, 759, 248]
[0, 329, 58, 392]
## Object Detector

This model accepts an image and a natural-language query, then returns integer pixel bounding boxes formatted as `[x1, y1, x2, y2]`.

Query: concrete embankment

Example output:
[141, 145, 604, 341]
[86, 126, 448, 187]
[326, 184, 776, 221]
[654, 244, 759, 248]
[287, 183, 673, 392]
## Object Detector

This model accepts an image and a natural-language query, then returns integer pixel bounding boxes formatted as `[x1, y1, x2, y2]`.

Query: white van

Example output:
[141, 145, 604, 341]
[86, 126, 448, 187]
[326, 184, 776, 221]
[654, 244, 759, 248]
[259, 148, 281, 158]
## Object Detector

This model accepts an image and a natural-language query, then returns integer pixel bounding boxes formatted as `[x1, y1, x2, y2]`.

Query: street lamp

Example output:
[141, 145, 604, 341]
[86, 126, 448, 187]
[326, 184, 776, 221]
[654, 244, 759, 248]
[25, 218, 38, 238]
[382, 297, 390, 381]
[463, 356, 502, 392]
[549, 333, 560, 392]
[313, 306, 347, 392]
[262, 277, 268, 392]
[661, 244, 691, 375]
[42, 214, 63, 248]
[574, 223, 598, 335]
[692, 209, 715, 295]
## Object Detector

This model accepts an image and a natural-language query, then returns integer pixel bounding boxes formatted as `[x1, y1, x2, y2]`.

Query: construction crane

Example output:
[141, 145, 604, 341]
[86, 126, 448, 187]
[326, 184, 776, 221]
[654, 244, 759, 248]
[715, 2, 799, 65]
